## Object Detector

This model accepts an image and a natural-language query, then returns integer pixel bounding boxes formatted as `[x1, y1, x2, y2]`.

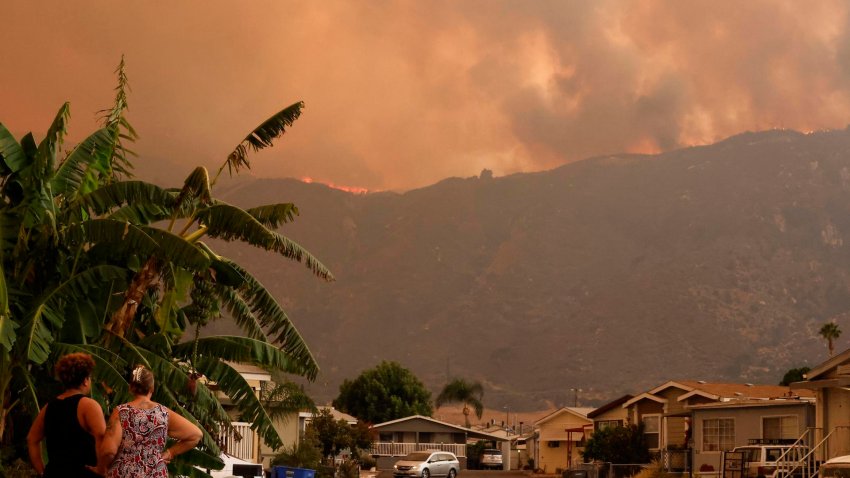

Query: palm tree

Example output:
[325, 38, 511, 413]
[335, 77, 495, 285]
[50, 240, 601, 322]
[820, 321, 842, 356]
[435, 378, 484, 428]
[0, 60, 332, 475]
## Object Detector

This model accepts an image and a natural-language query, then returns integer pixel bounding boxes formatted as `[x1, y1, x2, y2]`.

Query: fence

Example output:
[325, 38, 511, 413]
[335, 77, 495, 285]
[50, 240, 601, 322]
[370, 442, 467, 457]
[221, 421, 257, 461]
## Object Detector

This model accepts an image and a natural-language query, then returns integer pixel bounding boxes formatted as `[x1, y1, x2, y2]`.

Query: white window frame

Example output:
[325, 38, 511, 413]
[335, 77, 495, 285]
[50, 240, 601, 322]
[642, 414, 661, 451]
[702, 417, 735, 453]
[596, 419, 623, 431]
[762, 415, 799, 440]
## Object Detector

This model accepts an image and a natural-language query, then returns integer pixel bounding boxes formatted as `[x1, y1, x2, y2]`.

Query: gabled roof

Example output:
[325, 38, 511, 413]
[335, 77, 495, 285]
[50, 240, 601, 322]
[625, 380, 811, 407]
[805, 348, 850, 380]
[587, 395, 633, 419]
[534, 407, 594, 426]
[649, 381, 696, 395]
[371, 415, 507, 441]
[623, 392, 667, 408]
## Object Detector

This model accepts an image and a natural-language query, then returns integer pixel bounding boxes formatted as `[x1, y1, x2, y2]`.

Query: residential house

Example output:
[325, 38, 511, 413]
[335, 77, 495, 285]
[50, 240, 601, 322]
[689, 397, 815, 475]
[587, 395, 633, 432]
[217, 363, 271, 464]
[791, 348, 850, 460]
[622, 381, 808, 453]
[258, 406, 358, 466]
[528, 407, 594, 473]
[369, 415, 507, 470]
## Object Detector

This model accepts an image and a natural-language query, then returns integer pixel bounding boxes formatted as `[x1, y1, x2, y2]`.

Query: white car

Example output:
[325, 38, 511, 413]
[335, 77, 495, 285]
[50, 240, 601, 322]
[393, 450, 460, 478]
[480, 449, 502, 470]
[731, 444, 808, 478]
[820, 455, 850, 478]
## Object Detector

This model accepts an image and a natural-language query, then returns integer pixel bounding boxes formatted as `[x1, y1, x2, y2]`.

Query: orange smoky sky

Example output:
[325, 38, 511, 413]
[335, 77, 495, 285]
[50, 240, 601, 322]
[2, 1, 850, 191]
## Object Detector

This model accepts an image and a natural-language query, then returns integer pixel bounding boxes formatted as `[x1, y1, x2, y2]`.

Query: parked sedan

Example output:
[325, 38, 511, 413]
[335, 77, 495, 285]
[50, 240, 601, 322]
[393, 451, 460, 478]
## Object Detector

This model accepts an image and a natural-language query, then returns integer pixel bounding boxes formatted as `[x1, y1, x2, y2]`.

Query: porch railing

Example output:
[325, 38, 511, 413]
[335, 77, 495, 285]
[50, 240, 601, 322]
[370, 442, 466, 457]
[221, 421, 257, 461]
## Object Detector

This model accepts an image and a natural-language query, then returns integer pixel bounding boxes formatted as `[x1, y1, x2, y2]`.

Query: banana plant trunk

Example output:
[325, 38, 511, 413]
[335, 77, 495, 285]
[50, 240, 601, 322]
[106, 257, 162, 338]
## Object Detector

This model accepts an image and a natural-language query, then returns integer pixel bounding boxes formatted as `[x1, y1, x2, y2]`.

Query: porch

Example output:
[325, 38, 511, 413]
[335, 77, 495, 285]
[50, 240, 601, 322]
[370, 442, 467, 457]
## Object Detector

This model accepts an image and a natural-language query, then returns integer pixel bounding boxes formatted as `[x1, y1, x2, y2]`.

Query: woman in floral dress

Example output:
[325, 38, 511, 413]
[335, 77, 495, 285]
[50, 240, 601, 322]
[100, 365, 202, 478]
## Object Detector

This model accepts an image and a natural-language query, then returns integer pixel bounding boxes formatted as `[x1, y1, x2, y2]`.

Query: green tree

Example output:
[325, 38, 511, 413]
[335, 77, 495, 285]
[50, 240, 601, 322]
[819, 321, 842, 356]
[309, 408, 373, 464]
[0, 60, 332, 475]
[435, 378, 484, 427]
[333, 361, 433, 423]
[582, 424, 650, 464]
[780, 367, 810, 386]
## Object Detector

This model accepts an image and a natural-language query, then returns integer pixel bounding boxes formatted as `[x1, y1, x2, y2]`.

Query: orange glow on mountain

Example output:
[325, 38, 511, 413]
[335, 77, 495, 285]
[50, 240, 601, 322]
[301, 177, 369, 194]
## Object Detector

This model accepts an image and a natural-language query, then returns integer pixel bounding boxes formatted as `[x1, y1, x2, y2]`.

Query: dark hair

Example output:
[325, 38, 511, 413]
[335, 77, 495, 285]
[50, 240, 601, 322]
[55, 353, 95, 389]
[129, 365, 155, 395]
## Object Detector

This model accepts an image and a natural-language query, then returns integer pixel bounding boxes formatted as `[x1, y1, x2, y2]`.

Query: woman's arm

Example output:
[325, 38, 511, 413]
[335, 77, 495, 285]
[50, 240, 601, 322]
[26, 405, 48, 475]
[99, 408, 123, 470]
[79, 397, 108, 474]
[162, 408, 202, 462]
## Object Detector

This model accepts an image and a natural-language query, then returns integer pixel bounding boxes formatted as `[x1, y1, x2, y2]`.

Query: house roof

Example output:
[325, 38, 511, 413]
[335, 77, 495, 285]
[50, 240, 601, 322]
[223, 361, 271, 381]
[299, 406, 358, 424]
[371, 415, 508, 441]
[623, 392, 667, 408]
[804, 348, 850, 380]
[534, 407, 595, 426]
[625, 381, 812, 407]
[687, 397, 815, 410]
[587, 395, 633, 419]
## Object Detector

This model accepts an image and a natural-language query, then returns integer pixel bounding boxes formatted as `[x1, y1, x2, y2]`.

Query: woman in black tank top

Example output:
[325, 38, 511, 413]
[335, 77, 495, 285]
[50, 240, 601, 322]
[26, 353, 107, 478]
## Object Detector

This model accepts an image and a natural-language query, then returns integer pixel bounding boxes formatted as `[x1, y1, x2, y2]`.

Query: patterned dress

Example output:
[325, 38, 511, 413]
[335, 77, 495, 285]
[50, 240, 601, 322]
[107, 403, 169, 478]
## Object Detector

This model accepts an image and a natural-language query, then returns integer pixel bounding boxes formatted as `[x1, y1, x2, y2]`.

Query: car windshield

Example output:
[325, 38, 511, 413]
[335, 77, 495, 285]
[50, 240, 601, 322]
[404, 452, 432, 461]
[485, 449, 501, 455]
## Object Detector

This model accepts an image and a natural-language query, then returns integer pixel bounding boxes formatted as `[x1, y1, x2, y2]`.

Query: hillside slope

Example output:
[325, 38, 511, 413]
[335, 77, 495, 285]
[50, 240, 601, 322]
[207, 127, 850, 409]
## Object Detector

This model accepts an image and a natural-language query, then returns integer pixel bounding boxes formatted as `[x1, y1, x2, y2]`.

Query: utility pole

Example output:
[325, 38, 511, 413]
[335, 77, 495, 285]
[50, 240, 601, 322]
[570, 388, 582, 407]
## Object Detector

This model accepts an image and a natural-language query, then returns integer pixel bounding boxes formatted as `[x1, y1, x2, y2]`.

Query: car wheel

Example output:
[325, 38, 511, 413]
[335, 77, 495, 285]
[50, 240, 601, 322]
[422, 469, 430, 478]
[448, 469, 457, 478]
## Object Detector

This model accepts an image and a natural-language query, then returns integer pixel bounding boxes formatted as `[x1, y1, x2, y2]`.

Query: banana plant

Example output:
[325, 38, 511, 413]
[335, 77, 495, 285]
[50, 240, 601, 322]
[0, 60, 333, 476]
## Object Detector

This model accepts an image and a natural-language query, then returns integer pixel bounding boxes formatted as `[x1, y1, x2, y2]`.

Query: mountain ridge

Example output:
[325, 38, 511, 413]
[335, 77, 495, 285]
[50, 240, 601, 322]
[206, 126, 850, 410]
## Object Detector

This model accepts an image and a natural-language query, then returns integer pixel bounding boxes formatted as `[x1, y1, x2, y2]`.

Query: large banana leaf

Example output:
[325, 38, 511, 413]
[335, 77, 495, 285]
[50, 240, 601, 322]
[224, 102, 303, 175]
[51, 127, 116, 198]
[68, 219, 210, 271]
[191, 356, 284, 450]
[214, 286, 268, 342]
[245, 203, 299, 229]
[72, 180, 177, 220]
[0, 314, 17, 353]
[214, 261, 318, 378]
[0, 123, 26, 173]
[197, 202, 333, 280]
[21, 265, 126, 363]
[34, 102, 70, 177]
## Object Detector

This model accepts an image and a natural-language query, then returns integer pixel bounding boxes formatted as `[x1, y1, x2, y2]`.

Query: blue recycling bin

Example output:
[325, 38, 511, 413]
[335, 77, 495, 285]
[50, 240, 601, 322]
[273, 466, 316, 478]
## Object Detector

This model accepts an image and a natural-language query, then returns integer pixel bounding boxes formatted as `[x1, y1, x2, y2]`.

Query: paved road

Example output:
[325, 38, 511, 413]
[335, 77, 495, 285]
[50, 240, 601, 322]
[374, 471, 548, 478]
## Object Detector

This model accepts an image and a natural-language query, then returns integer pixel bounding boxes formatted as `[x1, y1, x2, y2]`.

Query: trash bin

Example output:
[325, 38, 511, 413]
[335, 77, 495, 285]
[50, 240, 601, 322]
[272, 466, 317, 478]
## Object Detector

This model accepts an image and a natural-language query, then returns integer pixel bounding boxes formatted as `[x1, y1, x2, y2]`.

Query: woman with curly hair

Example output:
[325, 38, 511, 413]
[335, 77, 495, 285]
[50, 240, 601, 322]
[27, 352, 107, 478]
[100, 365, 202, 478]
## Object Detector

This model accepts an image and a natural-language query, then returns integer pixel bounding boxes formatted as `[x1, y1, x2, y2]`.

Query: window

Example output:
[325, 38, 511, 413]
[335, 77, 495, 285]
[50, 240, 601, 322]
[763, 416, 798, 440]
[702, 418, 735, 452]
[547, 441, 561, 448]
[643, 415, 660, 450]
[596, 420, 623, 431]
